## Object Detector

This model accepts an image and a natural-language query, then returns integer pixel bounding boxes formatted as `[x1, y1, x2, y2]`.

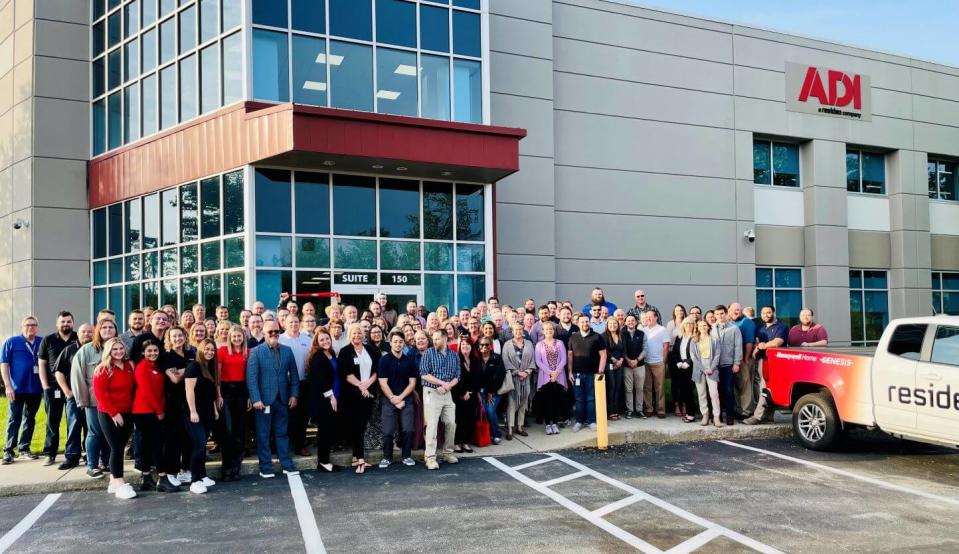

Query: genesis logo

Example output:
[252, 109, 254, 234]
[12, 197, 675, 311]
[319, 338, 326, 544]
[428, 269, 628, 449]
[889, 384, 959, 411]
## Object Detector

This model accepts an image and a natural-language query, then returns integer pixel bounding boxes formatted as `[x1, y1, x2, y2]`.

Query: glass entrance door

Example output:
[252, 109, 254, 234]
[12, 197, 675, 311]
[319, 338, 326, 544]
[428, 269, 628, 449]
[335, 285, 422, 321]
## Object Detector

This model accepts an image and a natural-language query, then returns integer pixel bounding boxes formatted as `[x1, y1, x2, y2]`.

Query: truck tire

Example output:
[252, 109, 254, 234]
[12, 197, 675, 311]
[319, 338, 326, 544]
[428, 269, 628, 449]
[792, 392, 841, 451]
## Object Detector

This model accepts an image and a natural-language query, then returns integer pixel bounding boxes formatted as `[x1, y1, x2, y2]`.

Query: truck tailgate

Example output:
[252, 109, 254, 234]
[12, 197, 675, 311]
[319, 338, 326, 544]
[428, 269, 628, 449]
[766, 349, 875, 426]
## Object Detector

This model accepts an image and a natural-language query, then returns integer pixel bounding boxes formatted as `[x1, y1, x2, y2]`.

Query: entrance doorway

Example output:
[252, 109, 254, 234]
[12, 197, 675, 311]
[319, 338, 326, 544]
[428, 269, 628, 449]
[336, 285, 422, 323]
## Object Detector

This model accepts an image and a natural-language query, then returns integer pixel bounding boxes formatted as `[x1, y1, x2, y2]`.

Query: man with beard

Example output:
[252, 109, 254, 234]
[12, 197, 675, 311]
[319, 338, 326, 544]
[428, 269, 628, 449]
[119, 310, 145, 353]
[581, 288, 618, 316]
[38, 311, 79, 465]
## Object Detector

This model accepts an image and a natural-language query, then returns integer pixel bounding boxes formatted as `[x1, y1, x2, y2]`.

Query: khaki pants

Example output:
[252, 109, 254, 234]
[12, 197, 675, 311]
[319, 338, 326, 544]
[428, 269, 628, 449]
[736, 358, 754, 416]
[423, 388, 456, 461]
[642, 362, 666, 416]
[696, 376, 721, 418]
[623, 361, 646, 414]
[750, 360, 771, 421]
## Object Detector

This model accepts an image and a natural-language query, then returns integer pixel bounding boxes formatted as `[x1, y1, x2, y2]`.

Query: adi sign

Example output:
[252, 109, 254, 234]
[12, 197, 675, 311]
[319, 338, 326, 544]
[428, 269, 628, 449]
[785, 62, 872, 121]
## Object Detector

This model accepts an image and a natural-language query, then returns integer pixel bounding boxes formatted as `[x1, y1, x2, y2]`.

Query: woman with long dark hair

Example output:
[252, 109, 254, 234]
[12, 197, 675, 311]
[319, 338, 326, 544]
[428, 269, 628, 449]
[160, 326, 194, 487]
[184, 339, 219, 494]
[133, 339, 178, 492]
[452, 339, 480, 453]
[603, 317, 626, 420]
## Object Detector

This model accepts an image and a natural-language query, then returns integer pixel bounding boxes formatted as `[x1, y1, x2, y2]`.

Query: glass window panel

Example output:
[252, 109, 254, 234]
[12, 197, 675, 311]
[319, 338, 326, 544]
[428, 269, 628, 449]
[756, 289, 774, 312]
[107, 91, 123, 150]
[180, 244, 198, 273]
[863, 270, 887, 289]
[846, 150, 860, 193]
[377, 0, 415, 48]
[381, 241, 420, 270]
[125, 0, 140, 38]
[423, 182, 453, 240]
[849, 292, 864, 344]
[142, 72, 158, 136]
[161, 279, 177, 307]
[252, 0, 287, 27]
[329, 0, 371, 40]
[222, 0, 241, 30]
[255, 168, 291, 233]
[456, 243, 484, 272]
[774, 268, 802, 288]
[142, 28, 157, 73]
[159, 64, 176, 129]
[199, 43, 219, 114]
[755, 268, 773, 288]
[294, 171, 330, 235]
[292, 35, 327, 106]
[456, 274, 485, 311]
[944, 292, 959, 315]
[92, 100, 106, 155]
[125, 198, 141, 253]
[930, 161, 940, 198]
[201, 274, 221, 315]
[420, 5, 449, 52]
[108, 0, 120, 11]
[94, 0, 106, 21]
[143, 0, 156, 25]
[222, 170, 245, 234]
[143, 193, 159, 249]
[108, 203, 123, 256]
[160, 188, 178, 246]
[179, 53, 198, 122]
[160, 17, 176, 64]
[862, 152, 885, 194]
[123, 83, 140, 143]
[125, 283, 141, 315]
[252, 29, 289, 102]
[93, 22, 106, 58]
[772, 143, 800, 187]
[160, 0, 175, 16]
[93, 56, 106, 99]
[201, 240, 221, 271]
[943, 272, 959, 290]
[295, 271, 331, 300]
[256, 235, 292, 267]
[849, 270, 862, 289]
[296, 237, 330, 268]
[125, 254, 141, 280]
[456, 184, 484, 241]
[143, 281, 159, 309]
[934, 291, 943, 314]
[774, 290, 803, 327]
[110, 286, 124, 313]
[181, 277, 198, 309]
[108, 11, 122, 48]
[332, 175, 375, 236]
[94, 261, 107, 286]
[143, 251, 158, 280]
[108, 48, 122, 90]
[864, 291, 889, 342]
[292, 0, 326, 34]
[222, 32, 242, 104]
[376, 47, 417, 116]
[161, 247, 178, 277]
[179, 182, 198, 241]
[379, 178, 419, 238]
[452, 10, 480, 57]
[200, 176, 221, 238]
[179, 4, 196, 54]
[425, 273, 453, 310]
[333, 238, 376, 269]
[256, 270, 292, 309]
[199, 0, 218, 43]
[124, 38, 139, 82]
[330, 41, 373, 111]
[225, 272, 245, 318]
[453, 59, 482, 123]
[453, 0, 480, 8]
[424, 242, 452, 271]
[421, 54, 450, 120]
[224, 236, 244, 268]
[938, 161, 957, 202]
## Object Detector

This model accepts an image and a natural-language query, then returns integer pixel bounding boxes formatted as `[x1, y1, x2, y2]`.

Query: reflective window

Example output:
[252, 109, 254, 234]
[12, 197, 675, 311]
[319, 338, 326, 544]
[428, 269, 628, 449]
[377, 0, 415, 48]
[108, 92, 123, 150]
[333, 175, 375, 237]
[202, 240, 222, 271]
[94, 0, 106, 21]
[142, 73, 158, 136]
[330, 41, 372, 111]
[222, 0, 241, 30]
[92, 100, 106, 155]
[124, 0, 140, 38]
[381, 241, 420, 270]
[224, 237, 244, 268]
[126, 254, 141, 281]
[931, 326, 959, 366]
[108, 11, 122, 48]
[376, 48, 417, 116]
[124, 83, 140, 143]
[108, 203, 123, 256]
[334, 238, 376, 269]
[456, 184, 484, 241]
[850, 269, 889, 346]
[125, 198, 141, 252]
[420, 5, 449, 52]
[457, 275, 485, 310]
[256, 270, 292, 308]
[295, 172, 330, 235]
[179, 4, 196, 54]
[124, 38, 139, 82]
[110, 286, 124, 312]
[423, 182, 453, 240]
[932, 272, 959, 315]
[160, 17, 176, 64]
[222, 32, 243, 104]
[755, 267, 802, 327]
[180, 182, 198, 241]
[255, 169, 292, 233]
[847, 149, 885, 194]
[256, 235, 293, 267]
[292, 0, 325, 34]
[142, 0, 156, 25]
[159, 64, 176, 129]
[201, 274, 221, 313]
[425, 274, 453, 312]
[160, 0, 175, 16]
[453, 10, 480, 57]
[200, 176, 221, 238]
[421, 55, 450, 120]
[143, 193, 160, 249]
[180, 277, 197, 309]
[379, 179, 419, 238]
[424, 242, 452, 271]
[225, 272, 245, 317]
[93, 22, 105, 58]
[179, 53, 197, 122]
[754, 140, 800, 188]
[221, 170, 245, 234]
[928, 159, 957, 201]
[161, 188, 178, 246]
[93, 57, 106, 99]
[329, 0, 371, 40]
[456, 243, 484, 272]
[453, 0, 480, 8]
[142, 27, 157, 72]
[199, 0, 218, 43]
[296, 238, 330, 267]
[161, 248, 178, 277]
[292, 35, 327, 106]
[252, 0, 287, 28]
[453, 59, 482, 123]
[253, 29, 290, 102]
[108, 48, 122, 90]
[143, 281, 158, 308]
[126, 284, 141, 314]
[199, 44, 219, 113]
[181, 244, 198, 273]
[93, 261, 107, 286]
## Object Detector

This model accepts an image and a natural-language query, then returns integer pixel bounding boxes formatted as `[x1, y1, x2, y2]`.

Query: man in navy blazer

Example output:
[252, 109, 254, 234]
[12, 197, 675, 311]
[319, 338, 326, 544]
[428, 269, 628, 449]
[246, 321, 300, 478]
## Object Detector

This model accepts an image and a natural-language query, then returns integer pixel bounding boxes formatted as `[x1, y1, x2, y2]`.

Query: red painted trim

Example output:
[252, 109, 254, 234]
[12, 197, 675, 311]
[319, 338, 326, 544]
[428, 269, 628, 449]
[287, 104, 527, 138]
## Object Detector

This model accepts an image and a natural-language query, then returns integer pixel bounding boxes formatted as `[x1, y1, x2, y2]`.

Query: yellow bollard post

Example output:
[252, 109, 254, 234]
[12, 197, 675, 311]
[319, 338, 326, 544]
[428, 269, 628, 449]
[595, 374, 608, 450]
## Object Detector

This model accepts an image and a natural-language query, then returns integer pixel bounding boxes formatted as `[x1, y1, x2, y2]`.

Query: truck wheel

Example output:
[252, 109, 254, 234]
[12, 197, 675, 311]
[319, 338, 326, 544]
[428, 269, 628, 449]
[792, 392, 840, 451]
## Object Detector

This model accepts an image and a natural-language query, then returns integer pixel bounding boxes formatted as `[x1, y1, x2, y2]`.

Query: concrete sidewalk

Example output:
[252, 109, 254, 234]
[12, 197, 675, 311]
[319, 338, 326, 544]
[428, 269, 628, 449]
[0, 413, 792, 496]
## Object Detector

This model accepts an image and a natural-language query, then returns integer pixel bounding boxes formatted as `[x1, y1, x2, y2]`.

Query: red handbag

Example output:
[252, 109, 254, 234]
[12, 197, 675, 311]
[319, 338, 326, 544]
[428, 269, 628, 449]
[473, 398, 491, 447]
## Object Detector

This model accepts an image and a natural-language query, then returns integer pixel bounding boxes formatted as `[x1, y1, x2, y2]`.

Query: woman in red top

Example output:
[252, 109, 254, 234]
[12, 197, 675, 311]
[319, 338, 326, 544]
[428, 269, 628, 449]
[132, 339, 179, 493]
[92, 337, 137, 500]
[217, 324, 249, 481]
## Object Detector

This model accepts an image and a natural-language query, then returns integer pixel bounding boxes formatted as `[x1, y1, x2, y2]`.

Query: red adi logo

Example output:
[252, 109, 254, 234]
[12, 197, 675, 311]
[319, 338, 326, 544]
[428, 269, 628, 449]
[785, 62, 871, 121]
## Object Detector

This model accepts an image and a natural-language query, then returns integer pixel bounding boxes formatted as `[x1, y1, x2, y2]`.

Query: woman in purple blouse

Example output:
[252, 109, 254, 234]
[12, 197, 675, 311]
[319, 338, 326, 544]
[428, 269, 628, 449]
[534, 322, 568, 436]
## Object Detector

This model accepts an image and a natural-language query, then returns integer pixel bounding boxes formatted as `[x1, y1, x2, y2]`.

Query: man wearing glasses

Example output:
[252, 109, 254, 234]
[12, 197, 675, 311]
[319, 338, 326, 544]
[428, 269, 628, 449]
[2, 316, 44, 464]
[247, 321, 300, 478]
[627, 289, 662, 325]
[129, 311, 171, 363]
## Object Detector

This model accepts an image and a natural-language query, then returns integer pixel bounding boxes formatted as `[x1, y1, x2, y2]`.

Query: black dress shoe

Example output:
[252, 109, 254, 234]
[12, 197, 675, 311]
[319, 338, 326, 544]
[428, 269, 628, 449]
[726, 416, 734, 426]
[58, 460, 79, 470]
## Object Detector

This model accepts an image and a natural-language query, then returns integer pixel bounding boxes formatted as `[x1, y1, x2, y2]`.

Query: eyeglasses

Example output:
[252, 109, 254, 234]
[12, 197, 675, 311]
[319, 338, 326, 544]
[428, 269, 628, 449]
[635, 295, 645, 298]
[23, 323, 38, 327]
[479, 343, 491, 348]
[266, 330, 281, 336]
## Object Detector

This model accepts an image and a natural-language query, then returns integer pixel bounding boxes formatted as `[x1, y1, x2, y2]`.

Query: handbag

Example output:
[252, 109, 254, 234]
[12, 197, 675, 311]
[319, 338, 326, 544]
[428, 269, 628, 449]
[496, 371, 514, 395]
[473, 399, 491, 447]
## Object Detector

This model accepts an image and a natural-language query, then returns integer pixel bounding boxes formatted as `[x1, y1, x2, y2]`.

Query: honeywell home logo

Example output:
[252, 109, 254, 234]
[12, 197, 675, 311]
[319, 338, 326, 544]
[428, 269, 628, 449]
[785, 62, 872, 121]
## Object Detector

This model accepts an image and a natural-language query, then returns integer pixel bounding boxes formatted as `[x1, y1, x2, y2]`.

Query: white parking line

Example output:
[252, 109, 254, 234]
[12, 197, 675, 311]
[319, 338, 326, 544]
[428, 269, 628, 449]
[719, 440, 959, 508]
[0, 494, 61, 553]
[287, 474, 327, 554]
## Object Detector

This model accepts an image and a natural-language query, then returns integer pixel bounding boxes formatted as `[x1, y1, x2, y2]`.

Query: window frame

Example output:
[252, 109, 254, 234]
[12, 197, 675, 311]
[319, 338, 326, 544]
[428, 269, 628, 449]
[932, 271, 959, 315]
[846, 147, 886, 195]
[928, 157, 958, 202]
[755, 266, 804, 328]
[849, 269, 890, 347]
[753, 139, 801, 188]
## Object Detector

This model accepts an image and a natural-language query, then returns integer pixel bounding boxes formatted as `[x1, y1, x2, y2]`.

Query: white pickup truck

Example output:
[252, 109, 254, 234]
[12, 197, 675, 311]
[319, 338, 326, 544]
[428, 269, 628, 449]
[765, 315, 959, 450]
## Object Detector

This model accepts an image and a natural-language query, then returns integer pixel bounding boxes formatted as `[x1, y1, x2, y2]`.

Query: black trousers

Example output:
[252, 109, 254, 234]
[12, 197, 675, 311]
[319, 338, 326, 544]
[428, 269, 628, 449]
[314, 396, 336, 466]
[453, 395, 478, 445]
[345, 395, 372, 459]
[132, 413, 163, 473]
[161, 403, 190, 475]
[219, 382, 248, 473]
[671, 365, 696, 413]
[289, 381, 311, 451]
[537, 382, 566, 424]
[42, 388, 66, 457]
[97, 411, 133, 478]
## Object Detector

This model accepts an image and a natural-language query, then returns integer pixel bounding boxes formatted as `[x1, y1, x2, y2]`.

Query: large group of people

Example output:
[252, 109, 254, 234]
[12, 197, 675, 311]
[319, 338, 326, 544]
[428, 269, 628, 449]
[1, 287, 829, 499]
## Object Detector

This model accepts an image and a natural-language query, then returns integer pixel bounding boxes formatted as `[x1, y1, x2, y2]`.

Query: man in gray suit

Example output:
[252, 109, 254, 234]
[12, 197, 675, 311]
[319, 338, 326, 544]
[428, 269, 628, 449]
[246, 321, 300, 478]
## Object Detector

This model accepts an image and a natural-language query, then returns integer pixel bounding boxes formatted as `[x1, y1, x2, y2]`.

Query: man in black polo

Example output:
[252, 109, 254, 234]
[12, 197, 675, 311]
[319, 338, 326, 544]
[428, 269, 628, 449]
[54, 323, 93, 470]
[567, 313, 607, 433]
[378, 332, 418, 468]
[130, 311, 170, 363]
[38, 311, 78, 466]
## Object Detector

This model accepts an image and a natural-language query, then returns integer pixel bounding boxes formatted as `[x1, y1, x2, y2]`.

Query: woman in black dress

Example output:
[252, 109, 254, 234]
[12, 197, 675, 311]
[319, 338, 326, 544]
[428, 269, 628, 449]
[452, 338, 481, 453]
[336, 325, 381, 474]
[307, 328, 340, 473]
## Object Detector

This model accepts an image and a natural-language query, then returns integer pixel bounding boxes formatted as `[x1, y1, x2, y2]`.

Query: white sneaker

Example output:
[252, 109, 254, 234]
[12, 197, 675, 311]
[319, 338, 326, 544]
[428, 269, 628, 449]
[107, 482, 117, 494]
[553, 425, 561, 435]
[189, 481, 207, 494]
[589, 423, 597, 431]
[401, 458, 415, 466]
[166, 474, 181, 487]
[378, 459, 391, 469]
[572, 423, 583, 432]
[176, 470, 192, 484]
[114, 483, 137, 500]
[259, 472, 276, 479]
[200, 477, 215, 487]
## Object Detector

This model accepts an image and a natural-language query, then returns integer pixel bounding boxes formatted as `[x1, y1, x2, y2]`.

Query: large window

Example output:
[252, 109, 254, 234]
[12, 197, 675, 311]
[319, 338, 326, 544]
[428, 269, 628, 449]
[928, 158, 957, 201]
[755, 267, 802, 327]
[933, 272, 959, 315]
[850, 270, 889, 346]
[753, 140, 800, 188]
[90, 169, 246, 321]
[846, 149, 885, 194]
[250, 0, 484, 122]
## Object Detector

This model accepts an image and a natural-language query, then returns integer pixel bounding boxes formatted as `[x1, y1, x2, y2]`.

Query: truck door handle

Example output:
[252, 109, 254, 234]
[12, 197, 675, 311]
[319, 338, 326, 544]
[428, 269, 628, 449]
[919, 373, 942, 381]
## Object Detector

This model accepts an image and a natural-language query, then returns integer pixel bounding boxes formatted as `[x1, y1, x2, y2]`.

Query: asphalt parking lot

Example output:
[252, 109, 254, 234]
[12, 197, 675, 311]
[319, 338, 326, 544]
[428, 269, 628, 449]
[2, 432, 958, 553]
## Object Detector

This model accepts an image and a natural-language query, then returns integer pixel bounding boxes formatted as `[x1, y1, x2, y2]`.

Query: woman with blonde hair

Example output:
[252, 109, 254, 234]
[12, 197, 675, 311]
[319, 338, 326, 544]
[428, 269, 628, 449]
[213, 321, 231, 347]
[691, 319, 722, 427]
[92, 337, 137, 499]
[502, 324, 535, 440]
[217, 325, 249, 481]
[669, 317, 698, 422]
[534, 322, 568, 435]
[160, 326, 194, 485]
[179, 311, 196, 332]
[188, 322, 207, 348]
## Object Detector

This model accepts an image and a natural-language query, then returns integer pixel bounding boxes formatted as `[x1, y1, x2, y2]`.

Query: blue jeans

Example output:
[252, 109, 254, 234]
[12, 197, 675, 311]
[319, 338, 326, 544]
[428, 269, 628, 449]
[573, 374, 596, 425]
[84, 407, 110, 470]
[482, 394, 503, 439]
[185, 414, 211, 480]
[719, 365, 736, 418]
[4, 393, 41, 456]
[254, 400, 293, 473]
[63, 397, 85, 463]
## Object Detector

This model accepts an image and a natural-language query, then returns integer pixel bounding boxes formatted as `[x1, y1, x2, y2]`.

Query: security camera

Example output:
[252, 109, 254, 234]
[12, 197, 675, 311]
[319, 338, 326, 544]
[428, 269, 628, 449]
[744, 229, 756, 243]
[12, 219, 28, 230]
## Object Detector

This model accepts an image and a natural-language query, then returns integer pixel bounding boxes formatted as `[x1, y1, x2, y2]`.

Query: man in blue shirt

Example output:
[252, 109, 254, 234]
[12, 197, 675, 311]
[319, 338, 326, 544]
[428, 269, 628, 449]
[420, 329, 460, 470]
[2, 316, 44, 464]
[744, 305, 788, 425]
[729, 302, 757, 418]
[378, 332, 418, 468]
[581, 287, 618, 316]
